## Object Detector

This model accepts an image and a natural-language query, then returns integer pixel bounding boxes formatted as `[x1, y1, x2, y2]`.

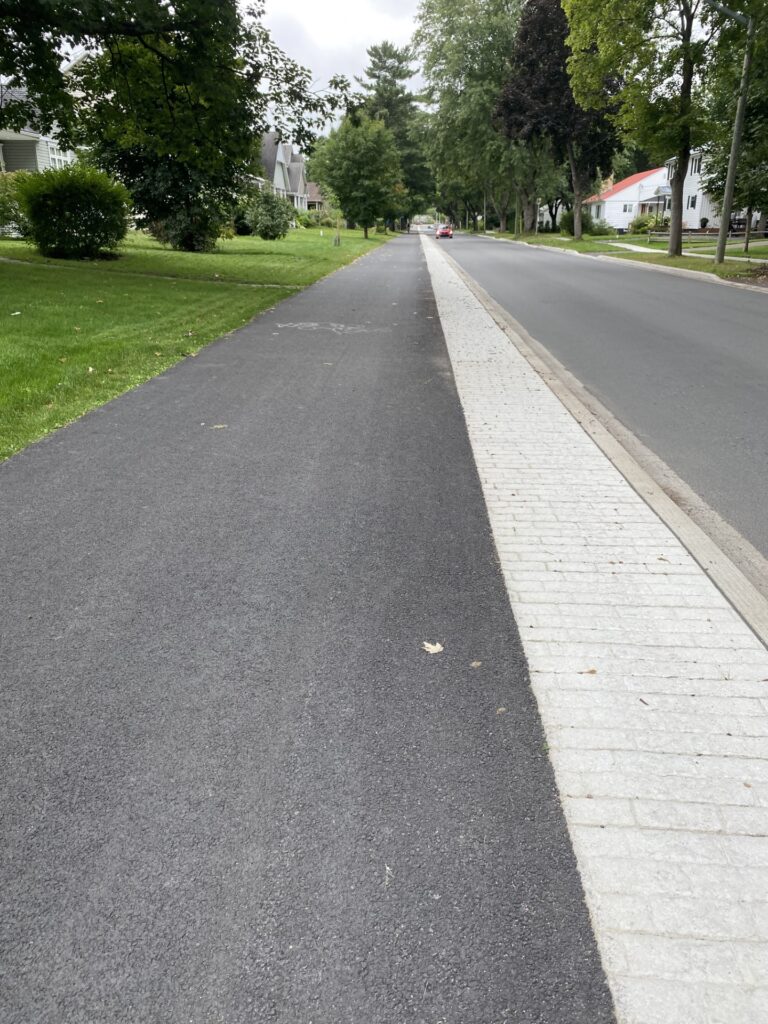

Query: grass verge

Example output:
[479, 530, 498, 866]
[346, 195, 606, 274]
[0, 229, 387, 460]
[607, 251, 768, 281]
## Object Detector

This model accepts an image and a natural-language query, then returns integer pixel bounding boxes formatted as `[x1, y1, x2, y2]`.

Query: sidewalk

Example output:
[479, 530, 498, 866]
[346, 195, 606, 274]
[422, 235, 768, 1024]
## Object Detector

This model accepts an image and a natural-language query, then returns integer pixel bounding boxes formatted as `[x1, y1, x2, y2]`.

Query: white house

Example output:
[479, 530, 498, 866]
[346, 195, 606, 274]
[662, 150, 722, 229]
[585, 168, 668, 231]
[260, 132, 308, 211]
[0, 85, 76, 174]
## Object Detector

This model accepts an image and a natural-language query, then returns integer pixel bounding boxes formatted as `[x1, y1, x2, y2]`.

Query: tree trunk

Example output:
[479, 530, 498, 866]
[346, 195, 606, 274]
[523, 200, 537, 233]
[668, 24, 694, 257]
[364, 225, 369, 239]
[547, 200, 560, 232]
[566, 141, 584, 240]
[499, 212, 508, 233]
[744, 205, 752, 252]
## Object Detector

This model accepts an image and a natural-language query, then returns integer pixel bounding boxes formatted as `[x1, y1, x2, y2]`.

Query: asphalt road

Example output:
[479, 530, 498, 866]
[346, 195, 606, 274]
[0, 236, 613, 1023]
[441, 234, 768, 561]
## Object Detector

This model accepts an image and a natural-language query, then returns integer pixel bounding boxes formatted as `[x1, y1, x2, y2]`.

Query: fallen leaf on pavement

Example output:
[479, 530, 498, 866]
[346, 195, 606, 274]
[496, 707, 507, 715]
[470, 660, 482, 668]
[422, 641, 443, 654]
[210, 424, 227, 429]
[578, 668, 598, 675]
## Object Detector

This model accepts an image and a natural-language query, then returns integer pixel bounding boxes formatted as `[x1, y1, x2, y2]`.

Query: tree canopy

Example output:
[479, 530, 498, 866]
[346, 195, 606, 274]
[309, 115, 402, 238]
[564, 0, 716, 253]
[497, 0, 618, 238]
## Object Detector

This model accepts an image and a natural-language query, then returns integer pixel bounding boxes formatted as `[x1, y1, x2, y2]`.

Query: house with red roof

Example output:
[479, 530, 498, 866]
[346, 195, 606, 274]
[585, 168, 669, 232]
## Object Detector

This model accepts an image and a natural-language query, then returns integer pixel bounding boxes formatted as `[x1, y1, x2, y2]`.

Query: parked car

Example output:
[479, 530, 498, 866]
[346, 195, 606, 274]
[435, 224, 453, 238]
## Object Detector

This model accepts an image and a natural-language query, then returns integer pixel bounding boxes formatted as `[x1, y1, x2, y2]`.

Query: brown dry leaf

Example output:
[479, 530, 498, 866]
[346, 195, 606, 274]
[422, 641, 443, 654]
[578, 668, 598, 675]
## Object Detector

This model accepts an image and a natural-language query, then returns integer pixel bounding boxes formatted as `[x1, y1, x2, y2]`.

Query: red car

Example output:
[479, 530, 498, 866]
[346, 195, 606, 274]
[435, 224, 453, 238]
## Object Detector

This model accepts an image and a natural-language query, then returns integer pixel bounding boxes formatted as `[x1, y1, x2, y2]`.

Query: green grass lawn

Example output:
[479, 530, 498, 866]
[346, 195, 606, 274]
[490, 231, 621, 253]
[0, 229, 388, 460]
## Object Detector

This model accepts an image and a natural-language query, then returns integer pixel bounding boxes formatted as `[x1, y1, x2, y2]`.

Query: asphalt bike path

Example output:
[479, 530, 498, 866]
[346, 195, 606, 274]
[0, 235, 613, 1023]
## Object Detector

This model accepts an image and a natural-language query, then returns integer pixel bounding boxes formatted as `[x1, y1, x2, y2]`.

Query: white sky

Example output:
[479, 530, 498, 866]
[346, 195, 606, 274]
[262, 0, 421, 91]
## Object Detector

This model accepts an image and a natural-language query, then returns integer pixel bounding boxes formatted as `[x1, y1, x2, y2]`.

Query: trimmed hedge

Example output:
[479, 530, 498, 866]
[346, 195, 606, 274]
[17, 164, 130, 258]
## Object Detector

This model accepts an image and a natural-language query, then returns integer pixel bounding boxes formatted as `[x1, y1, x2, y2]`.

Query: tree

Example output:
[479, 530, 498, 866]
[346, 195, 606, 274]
[0, 1, 212, 135]
[357, 41, 434, 225]
[498, 0, 618, 239]
[2, 1, 347, 250]
[416, 0, 566, 234]
[564, 0, 715, 255]
[702, 1, 768, 251]
[308, 115, 402, 238]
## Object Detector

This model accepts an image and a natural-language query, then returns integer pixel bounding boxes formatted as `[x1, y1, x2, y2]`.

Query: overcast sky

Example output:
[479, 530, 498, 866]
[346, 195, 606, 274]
[262, 0, 421, 92]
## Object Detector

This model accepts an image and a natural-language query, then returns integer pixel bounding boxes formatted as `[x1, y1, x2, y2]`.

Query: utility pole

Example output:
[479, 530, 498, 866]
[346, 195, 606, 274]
[702, 0, 756, 264]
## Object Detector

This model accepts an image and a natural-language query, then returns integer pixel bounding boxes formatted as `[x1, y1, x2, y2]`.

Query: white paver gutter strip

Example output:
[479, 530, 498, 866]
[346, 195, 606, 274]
[421, 236, 768, 1024]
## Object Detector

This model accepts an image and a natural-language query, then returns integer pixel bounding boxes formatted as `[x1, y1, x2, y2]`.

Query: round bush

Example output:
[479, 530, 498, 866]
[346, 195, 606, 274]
[245, 188, 294, 240]
[17, 164, 130, 258]
[150, 203, 224, 252]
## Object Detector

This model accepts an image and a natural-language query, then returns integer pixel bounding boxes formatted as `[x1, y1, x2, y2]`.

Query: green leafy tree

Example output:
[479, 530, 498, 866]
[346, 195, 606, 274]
[2, 1, 347, 251]
[702, 3, 768, 250]
[308, 115, 402, 238]
[564, 0, 716, 255]
[497, 0, 618, 239]
[415, 0, 561, 234]
[357, 41, 434, 225]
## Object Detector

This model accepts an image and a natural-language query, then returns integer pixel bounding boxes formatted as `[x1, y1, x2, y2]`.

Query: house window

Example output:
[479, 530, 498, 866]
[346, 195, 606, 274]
[623, 203, 633, 213]
[594, 204, 601, 218]
[690, 155, 702, 174]
[686, 195, 697, 210]
[667, 164, 674, 180]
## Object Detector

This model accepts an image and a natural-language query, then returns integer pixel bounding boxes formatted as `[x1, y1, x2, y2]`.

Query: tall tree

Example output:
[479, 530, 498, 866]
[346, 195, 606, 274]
[54, 2, 345, 250]
[564, 0, 715, 255]
[357, 41, 434, 225]
[498, 0, 618, 239]
[702, 0, 768, 250]
[309, 115, 402, 238]
[415, 0, 560, 234]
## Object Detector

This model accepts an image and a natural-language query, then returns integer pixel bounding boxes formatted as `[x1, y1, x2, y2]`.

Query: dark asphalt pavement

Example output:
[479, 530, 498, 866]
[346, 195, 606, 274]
[442, 234, 768, 561]
[0, 236, 613, 1023]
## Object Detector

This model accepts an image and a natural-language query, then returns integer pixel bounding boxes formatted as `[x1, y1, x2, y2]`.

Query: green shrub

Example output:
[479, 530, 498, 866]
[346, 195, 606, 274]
[149, 203, 224, 252]
[0, 171, 32, 236]
[590, 219, 614, 236]
[629, 213, 654, 233]
[245, 187, 294, 240]
[559, 208, 595, 236]
[16, 164, 130, 258]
